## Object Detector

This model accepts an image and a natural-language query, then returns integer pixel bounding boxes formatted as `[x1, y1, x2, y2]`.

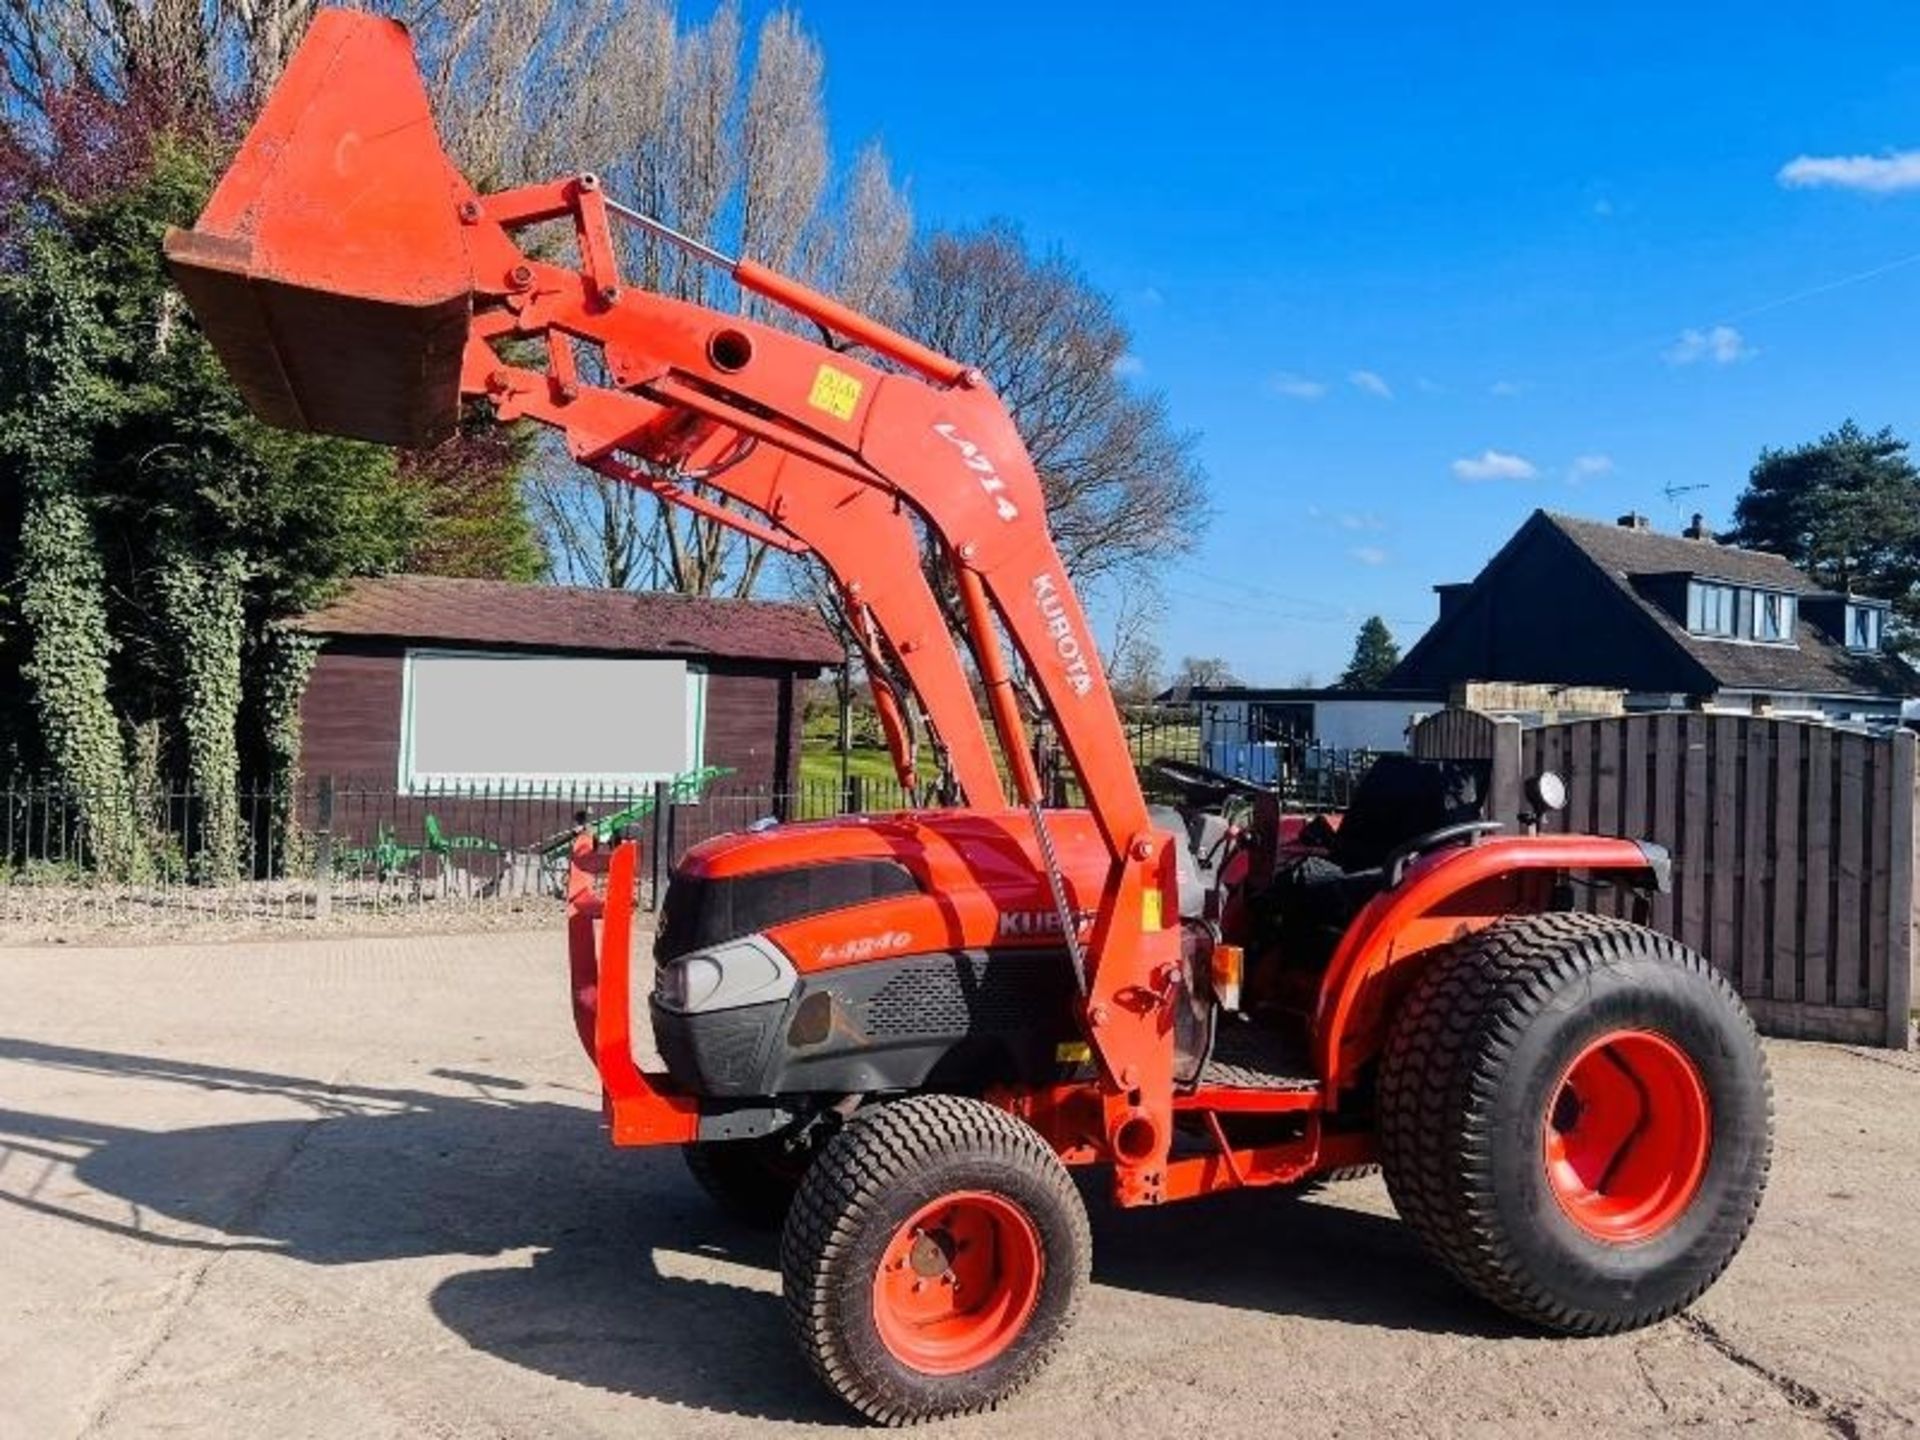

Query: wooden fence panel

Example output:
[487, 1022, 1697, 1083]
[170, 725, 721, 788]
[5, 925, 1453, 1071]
[1892, 734, 1916, 1048]
[1419, 707, 1920, 1049]
[1711, 715, 1739, 972]
[1833, 732, 1864, 1008]
[1681, 713, 1711, 962]
[1803, 726, 1832, 1011]
[1771, 722, 1803, 1006]
[1866, 734, 1891, 1013]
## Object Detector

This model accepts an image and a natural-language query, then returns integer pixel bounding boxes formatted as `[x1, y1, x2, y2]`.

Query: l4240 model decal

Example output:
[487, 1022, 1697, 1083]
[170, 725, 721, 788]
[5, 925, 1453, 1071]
[932, 422, 1020, 522]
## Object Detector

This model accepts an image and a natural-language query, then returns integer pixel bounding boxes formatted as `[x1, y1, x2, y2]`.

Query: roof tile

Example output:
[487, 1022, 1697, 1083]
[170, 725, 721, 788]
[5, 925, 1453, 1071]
[296, 575, 843, 667]
[1544, 513, 1917, 699]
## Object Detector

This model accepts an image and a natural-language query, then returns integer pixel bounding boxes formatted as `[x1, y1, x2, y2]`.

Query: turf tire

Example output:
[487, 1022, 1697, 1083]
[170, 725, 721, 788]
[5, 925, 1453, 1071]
[1378, 911, 1772, 1334]
[781, 1094, 1090, 1425]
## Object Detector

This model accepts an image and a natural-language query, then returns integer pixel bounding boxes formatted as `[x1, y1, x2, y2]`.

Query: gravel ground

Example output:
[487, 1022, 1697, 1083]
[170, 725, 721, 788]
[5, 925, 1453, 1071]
[1, 928, 1916, 1439]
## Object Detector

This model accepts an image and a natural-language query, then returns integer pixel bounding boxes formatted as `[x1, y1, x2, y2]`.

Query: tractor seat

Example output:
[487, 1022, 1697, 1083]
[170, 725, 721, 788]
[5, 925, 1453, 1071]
[1256, 755, 1493, 990]
[1326, 753, 1490, 874]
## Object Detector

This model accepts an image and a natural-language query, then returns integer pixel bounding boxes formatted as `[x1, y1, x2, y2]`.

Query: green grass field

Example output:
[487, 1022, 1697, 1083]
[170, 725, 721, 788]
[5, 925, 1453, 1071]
[797, 741, 924, 787]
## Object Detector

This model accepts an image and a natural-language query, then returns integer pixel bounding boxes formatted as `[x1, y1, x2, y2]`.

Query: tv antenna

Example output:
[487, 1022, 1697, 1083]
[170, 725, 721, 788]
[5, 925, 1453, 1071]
[1662, 480, 1709, 504]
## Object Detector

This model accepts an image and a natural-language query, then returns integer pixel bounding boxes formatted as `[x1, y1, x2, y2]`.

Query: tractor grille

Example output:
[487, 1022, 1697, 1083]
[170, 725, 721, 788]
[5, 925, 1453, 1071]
[650, 1002, 781, 1096]
[862, 954, 1066, 1038]
[656, 859, 921, 962]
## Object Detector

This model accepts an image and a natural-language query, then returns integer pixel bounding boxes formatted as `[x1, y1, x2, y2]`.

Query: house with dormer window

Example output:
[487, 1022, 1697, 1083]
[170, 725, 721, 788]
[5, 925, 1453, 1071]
[1388, 510, 1917, 722]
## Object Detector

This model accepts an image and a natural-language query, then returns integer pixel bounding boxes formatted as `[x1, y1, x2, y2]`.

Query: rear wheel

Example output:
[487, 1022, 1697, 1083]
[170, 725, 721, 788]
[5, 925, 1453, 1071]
[1379, 912, 1772, 1334]
[781, 1094, 1090, 1424]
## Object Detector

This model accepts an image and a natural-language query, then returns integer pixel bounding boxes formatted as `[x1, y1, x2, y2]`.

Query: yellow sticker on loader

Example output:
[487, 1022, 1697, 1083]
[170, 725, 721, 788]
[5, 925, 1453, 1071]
[807, 364, 863, 420]
[1141, 888, 1163, 931]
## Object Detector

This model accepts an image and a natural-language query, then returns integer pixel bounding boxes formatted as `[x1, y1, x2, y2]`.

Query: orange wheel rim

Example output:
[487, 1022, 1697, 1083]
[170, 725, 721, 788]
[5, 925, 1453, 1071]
[871, 1190, 1043, 1374]
[1544, 1028, 1711, 1243]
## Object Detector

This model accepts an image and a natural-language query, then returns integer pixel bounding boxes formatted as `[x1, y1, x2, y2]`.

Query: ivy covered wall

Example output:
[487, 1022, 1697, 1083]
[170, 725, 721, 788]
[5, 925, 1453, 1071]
[0, 128, 539, 879]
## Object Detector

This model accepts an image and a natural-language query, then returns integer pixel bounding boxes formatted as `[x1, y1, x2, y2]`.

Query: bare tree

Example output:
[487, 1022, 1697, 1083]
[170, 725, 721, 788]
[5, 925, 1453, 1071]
[1108, 634, 1164, 707]
[1102, 581, 1165, 705]
[905, 222, 1207, 589]
[739, 9, 824, 281]
[829, 142, 912, 325]
[471, 2, 907, 597]
[1169, 656, 1240, 695]
[529, 458, 656, 589]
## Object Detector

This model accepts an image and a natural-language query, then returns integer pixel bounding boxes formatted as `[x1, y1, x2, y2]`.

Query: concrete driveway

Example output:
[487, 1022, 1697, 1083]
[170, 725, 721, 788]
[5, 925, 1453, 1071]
[1, 929, 1915, 1439]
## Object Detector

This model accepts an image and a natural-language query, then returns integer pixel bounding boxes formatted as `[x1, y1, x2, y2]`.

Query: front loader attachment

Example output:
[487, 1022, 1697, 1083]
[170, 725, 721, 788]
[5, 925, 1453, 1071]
[163, 11, 472, 446]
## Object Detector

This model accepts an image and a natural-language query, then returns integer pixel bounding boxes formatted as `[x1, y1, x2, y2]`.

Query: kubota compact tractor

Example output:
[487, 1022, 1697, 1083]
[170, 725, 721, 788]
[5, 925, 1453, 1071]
[166, 12, 1773, 1424]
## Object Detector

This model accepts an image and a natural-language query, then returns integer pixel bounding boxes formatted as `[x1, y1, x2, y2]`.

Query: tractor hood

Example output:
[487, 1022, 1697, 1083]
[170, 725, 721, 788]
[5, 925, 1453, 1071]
[664, 809, 1123, 972]
[683, 808, 1109, 886]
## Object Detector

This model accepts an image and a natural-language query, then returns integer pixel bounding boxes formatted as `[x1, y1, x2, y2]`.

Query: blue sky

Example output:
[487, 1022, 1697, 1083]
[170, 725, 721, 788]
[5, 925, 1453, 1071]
[772, 3, 1920, 683]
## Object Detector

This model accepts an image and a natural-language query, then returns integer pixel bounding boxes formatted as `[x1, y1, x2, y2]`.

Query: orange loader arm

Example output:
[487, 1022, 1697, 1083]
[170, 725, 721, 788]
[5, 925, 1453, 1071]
[164, 10, 1185, 1204]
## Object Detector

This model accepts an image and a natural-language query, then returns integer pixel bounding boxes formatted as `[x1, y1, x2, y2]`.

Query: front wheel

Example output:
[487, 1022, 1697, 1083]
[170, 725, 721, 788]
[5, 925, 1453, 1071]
[780, 1094, 1090, 1425]
[682, 1135, 812, 1229]
[1379, 912, 1772, 1334]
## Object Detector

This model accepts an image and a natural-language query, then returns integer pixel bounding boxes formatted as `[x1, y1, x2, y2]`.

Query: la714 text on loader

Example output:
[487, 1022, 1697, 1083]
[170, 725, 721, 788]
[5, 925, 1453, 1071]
[165, 12, 1772, 1424]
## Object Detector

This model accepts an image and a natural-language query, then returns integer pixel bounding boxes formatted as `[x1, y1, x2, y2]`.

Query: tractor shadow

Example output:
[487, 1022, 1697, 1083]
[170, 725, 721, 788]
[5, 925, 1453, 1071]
[0, 1036, 1517, 1426]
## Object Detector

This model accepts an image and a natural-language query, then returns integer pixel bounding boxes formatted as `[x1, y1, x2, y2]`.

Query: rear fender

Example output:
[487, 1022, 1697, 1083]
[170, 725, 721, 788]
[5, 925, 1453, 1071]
[1312, 835, 1668, 1095]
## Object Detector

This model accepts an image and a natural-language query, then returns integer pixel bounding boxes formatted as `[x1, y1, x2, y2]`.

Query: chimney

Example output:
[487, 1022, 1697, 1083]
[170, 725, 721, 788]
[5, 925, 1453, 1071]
[1683, 512, 1714, 542]
[1616, 512, 1650, 531]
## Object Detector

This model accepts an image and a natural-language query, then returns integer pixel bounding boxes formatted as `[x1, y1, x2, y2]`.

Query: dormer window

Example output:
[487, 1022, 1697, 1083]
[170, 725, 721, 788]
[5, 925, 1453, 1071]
[1686, 581, 1736, 637]
[1684, 580, 1795, 643]
[1846, 603, 1885, 652]
[1750, 591, 1796, 644]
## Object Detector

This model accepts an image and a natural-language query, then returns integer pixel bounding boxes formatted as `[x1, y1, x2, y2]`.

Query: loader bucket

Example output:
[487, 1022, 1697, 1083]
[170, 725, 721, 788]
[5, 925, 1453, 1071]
[163, 10, 472, 447]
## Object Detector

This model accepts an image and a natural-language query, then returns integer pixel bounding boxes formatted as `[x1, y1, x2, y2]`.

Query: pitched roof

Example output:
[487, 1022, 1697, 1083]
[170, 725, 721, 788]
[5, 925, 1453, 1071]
[296, 575, 843, 667]
[1543, 513, 1916, 698]
[1546, 513, 1815, 592]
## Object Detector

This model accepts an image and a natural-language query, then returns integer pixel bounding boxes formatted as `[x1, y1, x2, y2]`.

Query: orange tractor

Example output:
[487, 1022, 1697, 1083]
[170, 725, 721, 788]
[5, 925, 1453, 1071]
[168, 13, 1771, 1424]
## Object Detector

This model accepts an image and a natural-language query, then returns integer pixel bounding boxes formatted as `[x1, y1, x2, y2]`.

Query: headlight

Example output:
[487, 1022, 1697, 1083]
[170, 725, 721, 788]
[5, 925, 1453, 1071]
[653, 959, 688, 1009]
[655, 954, 725, 1011]
[651, 936, 799, 1013]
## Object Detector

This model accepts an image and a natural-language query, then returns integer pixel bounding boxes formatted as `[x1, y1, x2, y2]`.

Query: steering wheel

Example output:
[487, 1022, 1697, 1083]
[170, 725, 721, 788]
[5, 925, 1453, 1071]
[1149, 756, 1269, 798]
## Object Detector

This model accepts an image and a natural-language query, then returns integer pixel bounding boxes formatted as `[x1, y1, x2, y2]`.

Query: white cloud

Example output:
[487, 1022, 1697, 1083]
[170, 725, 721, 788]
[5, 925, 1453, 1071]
[1452, 449, 1538, 482]
[1349, 369, 1393, 398]
[1111, 353, 1146, 379]
[1269, 372, 1328, 400]
[1136, 285, 1165, 307]
[1568, 453, 1614, 484]
[1778, 150, 1920, 194]
[1349, 545, 1389, 566]
[1489, 379, 1526, 397]
[1664, 325, 1756, 366]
